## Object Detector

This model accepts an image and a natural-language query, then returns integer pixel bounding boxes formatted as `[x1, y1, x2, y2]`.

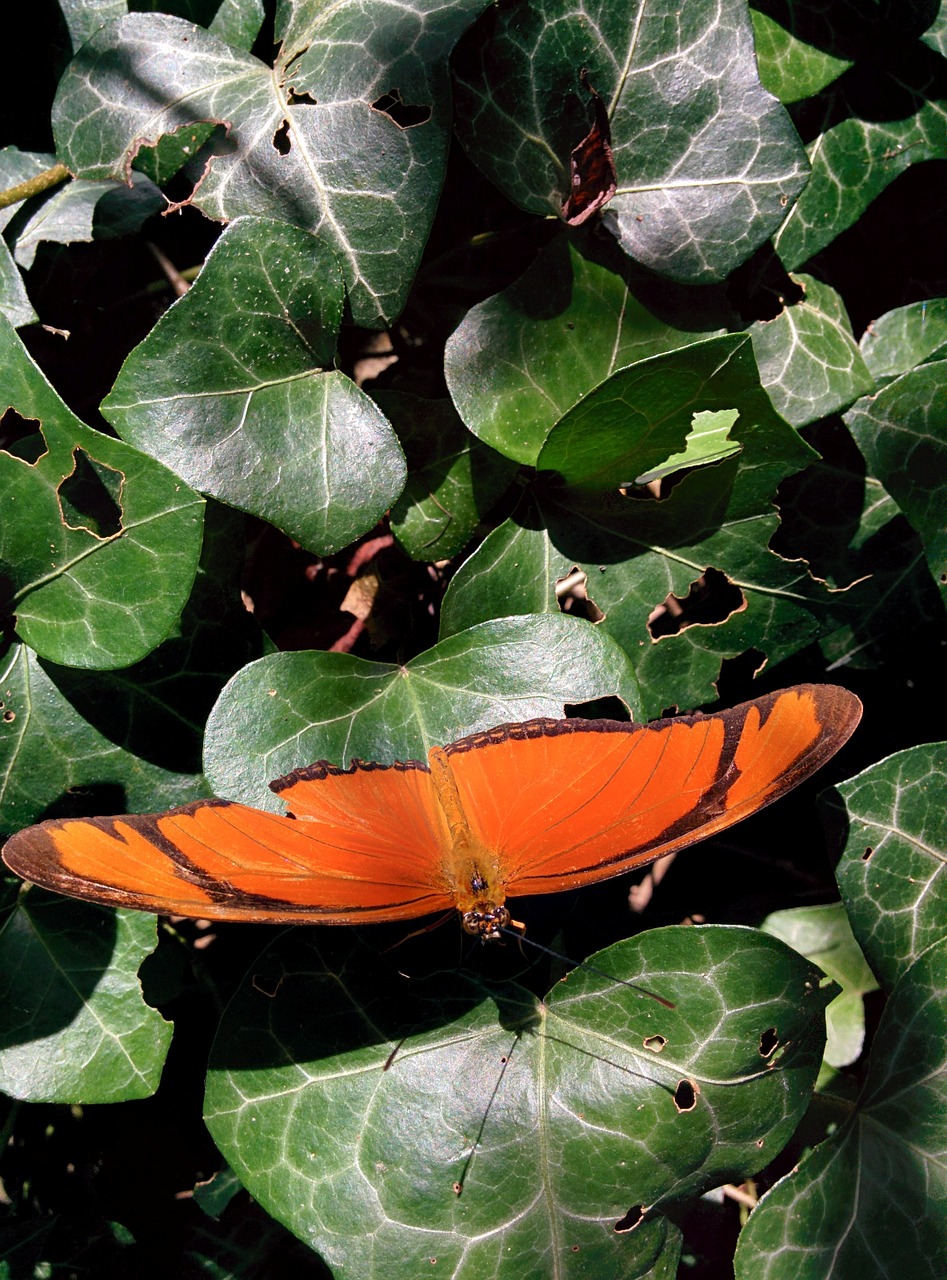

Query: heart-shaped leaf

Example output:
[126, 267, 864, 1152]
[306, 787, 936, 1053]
[203, 613, 640, 807]
[102, 216, 406, 556]
[205, 925, 832, 1276]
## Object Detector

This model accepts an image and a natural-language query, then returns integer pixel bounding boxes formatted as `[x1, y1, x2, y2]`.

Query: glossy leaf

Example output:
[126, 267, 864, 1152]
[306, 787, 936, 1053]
[749, 275, 873, 428]
[444, 236, 730, 466]
[762, 903, 878, 1072]
[52, 6, 486, 326]
[10, 172, 165, 270]
[0, 147, 52, 326]
[102, 217, 406, 556]
[774, 33, 947, 271]
[734, 937, 947, 1280]
[844, 363, 947, 592]
[821, 742, 947, 992]
[378, 393, 519, 560]
[859, 298, 947, 383]
[440, 335, 830, 715]
[205, 926, 832, 1276]
[203, 613, 640, 807]
[0, 315, 205, 669]
[750, 8, 851, 104]
[453, 0, 808, 284]
[0, 891, 171, 1103]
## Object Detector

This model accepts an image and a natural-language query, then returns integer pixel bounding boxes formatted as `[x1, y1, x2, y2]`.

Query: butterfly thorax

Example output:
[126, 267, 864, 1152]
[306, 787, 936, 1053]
[428, 746, 510, 941]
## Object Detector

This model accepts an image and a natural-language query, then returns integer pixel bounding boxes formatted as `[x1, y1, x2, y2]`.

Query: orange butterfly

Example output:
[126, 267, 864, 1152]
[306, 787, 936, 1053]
[2, 685, 860, 938]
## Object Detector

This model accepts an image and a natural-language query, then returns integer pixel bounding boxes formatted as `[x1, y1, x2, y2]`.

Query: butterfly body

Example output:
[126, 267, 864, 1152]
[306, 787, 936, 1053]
[2, 686, 862, 932]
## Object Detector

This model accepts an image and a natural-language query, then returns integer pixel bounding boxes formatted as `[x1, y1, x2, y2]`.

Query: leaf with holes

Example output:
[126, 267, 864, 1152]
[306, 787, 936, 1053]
[0, 316, 204, 669]
[204, 925, 832, 1275]
[52, 4, 486, 326]
[102, 217, 406, 556]
[452, 0, 808, 284]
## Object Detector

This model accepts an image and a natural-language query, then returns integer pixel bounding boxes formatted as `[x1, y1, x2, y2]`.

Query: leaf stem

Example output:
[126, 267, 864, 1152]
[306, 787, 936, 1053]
[0, 163, 71, 210]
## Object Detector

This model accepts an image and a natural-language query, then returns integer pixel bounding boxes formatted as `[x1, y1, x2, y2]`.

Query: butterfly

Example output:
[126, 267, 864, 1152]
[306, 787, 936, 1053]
[1, 685, 861, 938]
[561, 68, 618, 226]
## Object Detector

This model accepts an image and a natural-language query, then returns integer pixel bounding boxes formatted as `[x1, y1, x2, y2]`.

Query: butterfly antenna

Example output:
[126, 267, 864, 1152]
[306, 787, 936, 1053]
[499, 927, 676, 1010]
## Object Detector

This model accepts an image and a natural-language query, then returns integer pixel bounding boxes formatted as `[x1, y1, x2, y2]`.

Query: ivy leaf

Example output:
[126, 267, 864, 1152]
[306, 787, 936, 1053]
[378, 393, 519, 561]
[844, 363, 947, 593]
[0, 315, 205, 669]
[203, 613, 640, 808]
[444, 236, 731, 467]
[734, 936, 947, 1280]
[10, 172, 165, 269]
[0, 892, 171, 1103]
[0, 147, 53, 326]
[102, 217, 405, 556]
[749, 275, 873, 428]
[859, 298, 947, 384]
[762, 902, 879, 1073]
[204, 926, 832, 1276]
[821, 742, 947, 993]
[774, 30, 947, 271]
[52, 5, 486, 326]
[750, 8, 852, 105]
[452, 0, 809, 283]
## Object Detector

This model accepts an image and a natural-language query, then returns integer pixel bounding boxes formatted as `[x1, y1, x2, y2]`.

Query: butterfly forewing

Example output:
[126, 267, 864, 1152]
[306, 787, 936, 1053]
[3, 762, 456, 924]
[443, 686, 862, 897]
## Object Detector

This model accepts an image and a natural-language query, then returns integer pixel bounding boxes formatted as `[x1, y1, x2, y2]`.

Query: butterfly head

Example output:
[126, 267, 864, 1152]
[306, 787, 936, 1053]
[461, 902, 511, 942]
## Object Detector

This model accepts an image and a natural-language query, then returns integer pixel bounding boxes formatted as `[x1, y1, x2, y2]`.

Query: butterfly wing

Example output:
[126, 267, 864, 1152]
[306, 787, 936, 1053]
[443, 685, 861, 897]
[2, 760, 456, 924]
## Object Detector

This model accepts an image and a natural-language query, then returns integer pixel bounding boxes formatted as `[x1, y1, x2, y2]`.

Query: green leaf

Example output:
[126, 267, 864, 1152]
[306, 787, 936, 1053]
[762, 902, 878, 1072]
[203, 613, 641, 807]
[52, 6, 486, 326]
[378, 393, 519, 560]
[444, 236, 730, 466]
[844, 363, 947, 592]
[453, 0, 808, 284]
[209, 0, 266, 53]
[0, 505, 263, 833]
[0, 892, 171, 1103]
[10, 172, 166, 270]
[733, 937, 947, 1280]
[0, 147, 53, 326]
[0, 315, 205, 669]
[774, 39, 947, 271]
[204, 926, 832, 1275]
[749, 275, 873, 427]
[859, 297, 947, 384]
[102, 216, 406, 556]
[750, 8, 852, 104]
[821, 742, 947, 993]
[441, 335, 828, 715]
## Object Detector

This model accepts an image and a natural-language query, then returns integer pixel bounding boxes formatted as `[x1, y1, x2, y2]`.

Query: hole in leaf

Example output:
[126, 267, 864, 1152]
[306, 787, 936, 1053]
[0, 408, 47, 464]
[564, 695, 629, 721]
[272, 119, 292, 154]
[3, 709, 15, 723]
[862, 845, 874, 861]
[371, 89, 431, 129]
[759, 1027, 779, 1058]
[287, 88, 317, 105]
[57, 450, 124, 538]
[642, 1034, 667, 1053]
[673, 1078, 699, 1112]
[648, 567, 746, 640]
[251, 971, 283, 998]
[614, 1205, 646, 1233]
[556, 565, 606, 622]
